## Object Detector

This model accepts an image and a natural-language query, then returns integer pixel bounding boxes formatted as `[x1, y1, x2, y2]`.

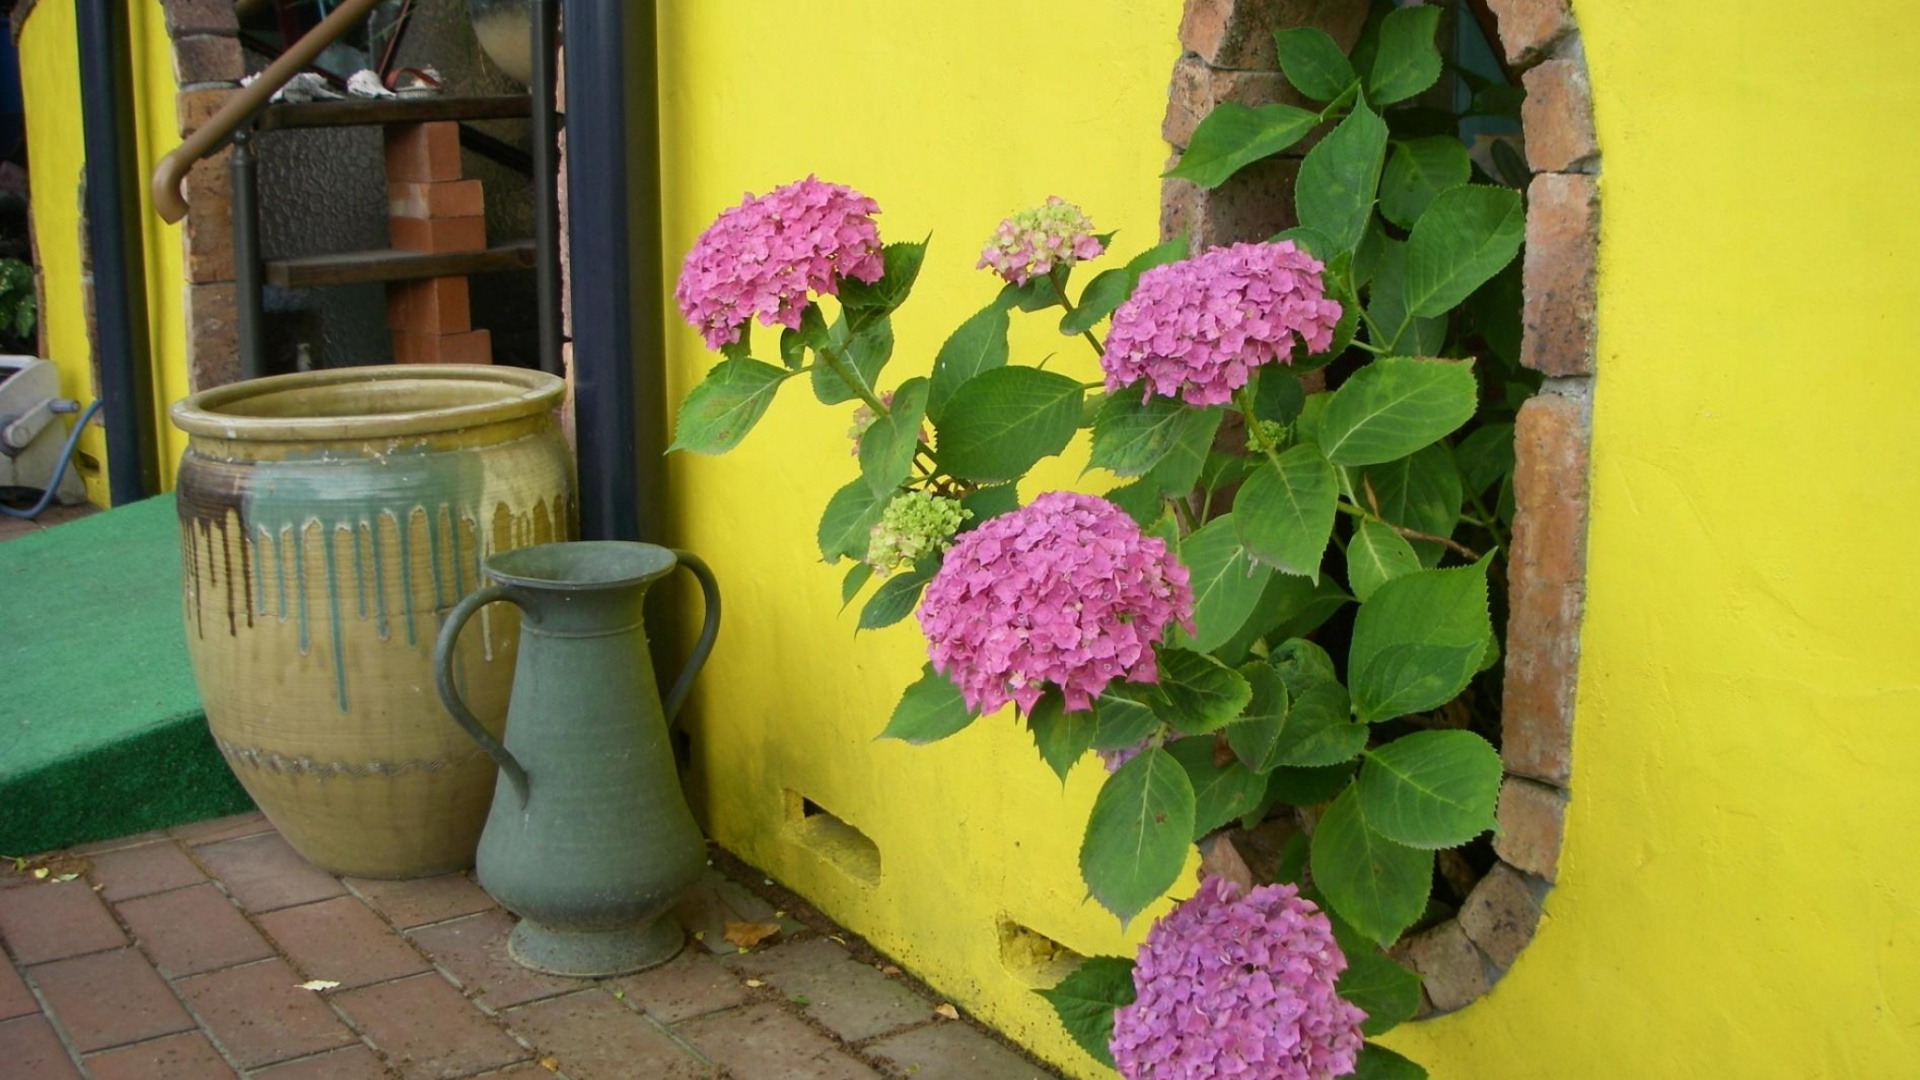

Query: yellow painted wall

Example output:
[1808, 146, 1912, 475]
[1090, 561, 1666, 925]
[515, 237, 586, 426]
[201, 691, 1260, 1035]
[660, 2, 1920, 1078]
[18, 1, 191, 503]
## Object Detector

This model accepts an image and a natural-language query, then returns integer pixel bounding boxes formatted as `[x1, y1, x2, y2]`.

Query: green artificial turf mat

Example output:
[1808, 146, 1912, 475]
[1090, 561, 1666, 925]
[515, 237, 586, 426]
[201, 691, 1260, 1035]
[0, 495, 251, 855]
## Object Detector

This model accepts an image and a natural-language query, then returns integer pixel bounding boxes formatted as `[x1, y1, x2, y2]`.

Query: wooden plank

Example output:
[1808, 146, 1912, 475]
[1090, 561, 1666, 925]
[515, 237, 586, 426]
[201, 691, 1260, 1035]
[255, 95, 531, 132]
[265, 240, 536, 289]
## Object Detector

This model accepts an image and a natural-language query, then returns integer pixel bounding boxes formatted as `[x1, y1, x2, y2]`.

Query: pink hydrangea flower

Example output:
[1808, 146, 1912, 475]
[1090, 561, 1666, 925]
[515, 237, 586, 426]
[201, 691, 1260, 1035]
[674, 176, 885, 350]
[1111, 877, 1367, 1080]
[976, 196, 1106, 286]
[916, 492, 1194, 715]
[1101, 241, 1344, 407]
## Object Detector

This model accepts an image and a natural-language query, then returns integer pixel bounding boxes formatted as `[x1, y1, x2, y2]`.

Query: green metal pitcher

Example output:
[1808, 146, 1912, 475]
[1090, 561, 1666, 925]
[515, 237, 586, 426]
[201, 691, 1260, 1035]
[433, 541, 718, 977]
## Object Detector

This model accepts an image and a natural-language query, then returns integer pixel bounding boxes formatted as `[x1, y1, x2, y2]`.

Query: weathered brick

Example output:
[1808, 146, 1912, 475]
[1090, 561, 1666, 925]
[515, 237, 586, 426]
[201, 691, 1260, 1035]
[185, 281, 239, 392]
[384, 122, 463, 183]
[1163, 57, 1306, 151]
[1457, 862, 1545, 970]
[172, 34, 243, 85]
[390, 215, 487, 254]
[726, 938, 925, 1043]
[177, 958, 357, 1069]
[163, 0, 239, 37]
[0, 880, 127, 965]
[388, 179, 486, 220]
[1485, 0, 1575, 67]
[255, 896, 431, 990]
[183, 150, 234, 285]
[250, 1045, 391, 1080]
[608, 947, 752, 1024]
[1196, 833, 1255, 896]
[345, 871, 493, 931]
[0, 1014, 84, 1079]
[392, 328, 494, 365]
[193, 833, 344, 914]
[386, 277, 472, 335]
[1521, 172, 1598, 376]
[70, 831, 168, 857]
[406, 909, 578, 1010]
[85, 1030, 239, 1080]
[175, 86, 234, 140]
[168, 811, 269, 846]
[1179, 0, 1370, 71]
[1522, 58, 1597, 173]
[0, 953, 36, 1021]
[1494, 777, 1568, 882]
[334, 972, 530, 1078]
[675, 1002, 882, 1080]
[116, 882, 276, 978]
[867, 1022, 1052, 1080]
[86, 841, 205, 903]
[1401, 920, 1492, 1012]
[1161, 154, 1299, 247]
[32, 948, 195, 1052]
[503, 989, 713, 1079]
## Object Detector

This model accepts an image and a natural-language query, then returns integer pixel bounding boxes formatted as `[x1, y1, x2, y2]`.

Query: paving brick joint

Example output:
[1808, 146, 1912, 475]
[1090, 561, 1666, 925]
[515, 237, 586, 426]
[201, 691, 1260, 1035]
[0, 814, 1062, 1079]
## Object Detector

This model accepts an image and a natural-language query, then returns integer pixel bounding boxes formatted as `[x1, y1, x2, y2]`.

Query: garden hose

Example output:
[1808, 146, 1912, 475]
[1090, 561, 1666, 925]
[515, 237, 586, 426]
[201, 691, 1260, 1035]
[0, 399, 102, 520]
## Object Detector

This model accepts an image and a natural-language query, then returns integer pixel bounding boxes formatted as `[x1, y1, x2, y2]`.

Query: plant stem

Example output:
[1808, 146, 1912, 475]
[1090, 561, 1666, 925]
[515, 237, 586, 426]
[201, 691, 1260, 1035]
[1050, 275, 1106, 357]
[1170, 495, 1200, 533]
[1336, 500, 1482, 560]
[817, 343, 889, 417]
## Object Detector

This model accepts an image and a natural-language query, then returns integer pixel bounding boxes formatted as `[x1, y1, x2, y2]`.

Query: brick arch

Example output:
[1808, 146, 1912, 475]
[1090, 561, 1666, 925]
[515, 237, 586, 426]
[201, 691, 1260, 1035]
[1162, 0, 1596, 1014]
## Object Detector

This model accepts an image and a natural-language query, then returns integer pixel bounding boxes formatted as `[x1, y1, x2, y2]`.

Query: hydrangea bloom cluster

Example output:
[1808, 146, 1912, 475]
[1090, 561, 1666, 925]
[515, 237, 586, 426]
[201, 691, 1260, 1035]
[868, 493, 969, 576]
[1111, 877, 1366, 1080]
[916, 492, 1194, 715]
[674, 176, 885, 350]
[976, 197, 1106, 286]
[1101, 241, 1344, 407]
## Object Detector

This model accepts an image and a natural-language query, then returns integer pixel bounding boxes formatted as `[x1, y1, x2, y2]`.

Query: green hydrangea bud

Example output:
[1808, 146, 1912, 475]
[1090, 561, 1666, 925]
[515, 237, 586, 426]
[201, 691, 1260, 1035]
[1246, 418, 1289, 454]
[867, 492, 970, 575]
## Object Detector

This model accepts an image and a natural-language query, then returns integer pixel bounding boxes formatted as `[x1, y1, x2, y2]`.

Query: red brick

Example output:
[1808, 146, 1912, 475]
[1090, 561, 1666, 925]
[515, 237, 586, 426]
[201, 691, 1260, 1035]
[70, 831, 168, 857]
[1486, 0, 1575, 67]
[392, 329, 494, 366]
[172, 34, 243, 85]
[83, 1030, 238, 1080]
[389, 215, 487, 254]
[1161, 154, 1299, 247]
[1163, 57, 1308, 151]
[256, 896, 430, 991]
[0, 952, 35, 1020]
[186, 281, 240, 392]
[405, 909, 577, 1009]
[334, 972, 529, 1079]
[32, 948, 194, 1052]
[183, 150, 234, 285]
[164, 0, 239, 37]
[1521, 172, 1598, 377]
[867, 1022, 1052, 1080]
[251, 1044, 392, 1080]
[87, 842, 205, 903]
[176, 958, 357, 1069]
[504, 989, 712, 1079]
[609, 947, 751, 1024]
[389, 180, 485, 220]
[168, 812, 270, 846]
[345, 872, 493, 931]
[0, 1014, 83, 1079]
[726, 938, 925, 1042]
[1401, 921, 1492, 1013]
[116, 882, 275, 978]
[0, 880, 128, 965]
[1494, 777, 1568, 882]
[384, 122, 463, 183]
[175, 86, 234, 139]
[193, 832, 345, 914]
[1178, 0, 1369, 70]
[1457, 862, 1545, 970]
[385, 278, 472, 335]
[1522, 58, 1597, 173]
[675, 1002, 881, 1080]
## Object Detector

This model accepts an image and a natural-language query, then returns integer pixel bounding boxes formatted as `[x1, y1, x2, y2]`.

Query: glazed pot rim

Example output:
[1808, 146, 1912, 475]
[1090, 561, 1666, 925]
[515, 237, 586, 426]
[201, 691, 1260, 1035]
[170, 365, 564, 442]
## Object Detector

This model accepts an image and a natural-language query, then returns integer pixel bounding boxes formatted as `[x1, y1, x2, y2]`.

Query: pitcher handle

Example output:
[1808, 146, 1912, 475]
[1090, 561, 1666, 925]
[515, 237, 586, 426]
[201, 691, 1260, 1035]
[433, 583, 532, 807]
[663, 549, 722, 723]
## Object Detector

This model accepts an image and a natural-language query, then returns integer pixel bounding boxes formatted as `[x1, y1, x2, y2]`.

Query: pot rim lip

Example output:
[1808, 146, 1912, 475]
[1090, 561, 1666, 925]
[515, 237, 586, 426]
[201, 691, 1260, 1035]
[169, 365, 564, 442]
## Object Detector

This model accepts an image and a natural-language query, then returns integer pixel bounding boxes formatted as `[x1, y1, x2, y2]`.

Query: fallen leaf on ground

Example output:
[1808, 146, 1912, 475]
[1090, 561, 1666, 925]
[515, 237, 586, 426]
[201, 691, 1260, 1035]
[745, 978, 766, 988]
[828, 934, 848, 946]
[791, 993, 812, 1007]
[31, 868, 46, 879]
[878, 964, 902, 976]
[51, 873, 78, 883]
[933, 1003, 960, 1020]
[298, 980, 340, 991]
[539, 1055, 559, 1071]
[724, 920, 781, 950]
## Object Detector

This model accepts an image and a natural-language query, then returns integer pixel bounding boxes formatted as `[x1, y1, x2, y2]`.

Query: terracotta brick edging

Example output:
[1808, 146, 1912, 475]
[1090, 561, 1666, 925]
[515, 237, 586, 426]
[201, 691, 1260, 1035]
[1161, 0, 1599, 1015]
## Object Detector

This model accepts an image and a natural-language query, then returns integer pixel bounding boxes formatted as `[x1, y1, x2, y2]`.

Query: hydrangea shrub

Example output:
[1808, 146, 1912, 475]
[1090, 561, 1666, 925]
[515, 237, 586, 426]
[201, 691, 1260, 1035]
[671, 10, 1533, 1077]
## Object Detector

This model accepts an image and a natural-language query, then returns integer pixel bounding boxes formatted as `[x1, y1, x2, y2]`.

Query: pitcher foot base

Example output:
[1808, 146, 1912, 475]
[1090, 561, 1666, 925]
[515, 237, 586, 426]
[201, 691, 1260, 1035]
[507, 916, 683, 978]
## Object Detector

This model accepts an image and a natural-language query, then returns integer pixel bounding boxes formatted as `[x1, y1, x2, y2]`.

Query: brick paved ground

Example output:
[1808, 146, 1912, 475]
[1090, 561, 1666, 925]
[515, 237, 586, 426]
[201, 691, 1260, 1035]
[0, 814, 1061, 1079]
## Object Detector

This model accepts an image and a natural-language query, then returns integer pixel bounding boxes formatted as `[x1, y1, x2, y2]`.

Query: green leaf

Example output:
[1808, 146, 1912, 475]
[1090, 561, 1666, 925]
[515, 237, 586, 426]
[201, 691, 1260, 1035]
[1346, 519, 1421, 602]
[1093, 688, 1163, 750]
[1274, 26, 1358, 102]
[1379, 137, 1471, 230]
[1339, 948, 1423, 1036]
[1225, 663, 1291, 773]
[1199, 452, 1258, 496]
[1234, 444, 1338, 578]
[838, 239, 927, 312]
[1104, 478, 1164, 528]
[1366, 238, 1447, 356]
[1029, 691, 1097, 783]
[1062, 268, 1130, 336]
[1465, 260, 1523, 368]
[959, 484, 1019, 529]
[818, 480, 887, 562]
[1405, 185, 1525, 318]
[879, 666, 976, 744]
[1142, 408, 1223, 496]
[779, 304, 828, 370]
[1366, 4, 1443, 105]
[1357, 730, 1502, 848]
[1310, 786, 1433, 945]
[1037, 957, 1136, 1070]
[1296, 102, 1388, 254]
[1250, 368, 1307, 425]
[1274, 679, 1367, 767]
[1129, 234, 1191, 275]
[927, 303, 1010, 423]
[1146, 649, 1253, 736]
[1318, 357, 1477, 467]
[1361, 445, 1462, 566]
[1080, 747, 1197, 925]
[1216, 575, 1350, 664]
[935, 366, 1084, 483]
[840, 562, 873, 608]
[1267, 763, 1355, 805]
[812, 316, 895, 405]
[668, 358, 790, 454]
[1354, 1043, 1428, 1080]
[1090, 394, 1199, 478]
[1180, 515, 1275, 654]
[858, 563, 933, 631]
[1168, 738, 1267, 839]
[1348, 560, 1493, 722]
[857, 377, 929, 495]
[1454, 423, 1515, 496]
[1271, 637, 1339, 690]
[1166, 102, 1320, 189]
[998, 276, 1062, 312]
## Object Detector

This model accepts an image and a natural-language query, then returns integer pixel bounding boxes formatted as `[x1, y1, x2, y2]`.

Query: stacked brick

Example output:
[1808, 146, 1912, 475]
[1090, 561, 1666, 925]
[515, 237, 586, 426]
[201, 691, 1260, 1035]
[383, 123, 493, 365]
[161, 0, 247, 392]
[1160, 0, 1601, 1014]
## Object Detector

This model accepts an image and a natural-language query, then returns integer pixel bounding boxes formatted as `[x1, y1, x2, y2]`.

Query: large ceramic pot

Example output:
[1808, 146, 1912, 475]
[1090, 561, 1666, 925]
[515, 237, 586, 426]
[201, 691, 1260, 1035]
[468, 0, 531, 84]
[170, 366, 573, 878]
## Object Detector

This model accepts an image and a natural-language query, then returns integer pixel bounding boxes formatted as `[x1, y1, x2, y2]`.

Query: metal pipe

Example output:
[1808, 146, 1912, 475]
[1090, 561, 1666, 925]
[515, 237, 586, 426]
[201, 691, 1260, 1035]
[563, 0, 665, 542]
[231, 130, 268, 381]
[76, 0, 159, 505]
[530, 0, 563, 377]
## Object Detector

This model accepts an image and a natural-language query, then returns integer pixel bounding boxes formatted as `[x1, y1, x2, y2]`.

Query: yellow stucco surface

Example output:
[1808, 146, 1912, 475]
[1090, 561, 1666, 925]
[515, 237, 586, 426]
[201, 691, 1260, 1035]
[659, 2, 1920, 1078]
